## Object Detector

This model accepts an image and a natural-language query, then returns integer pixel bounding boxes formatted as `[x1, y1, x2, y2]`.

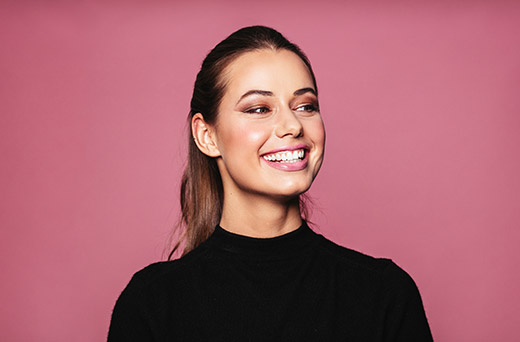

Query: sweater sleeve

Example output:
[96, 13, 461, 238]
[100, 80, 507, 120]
[107, 271, 155, 342]
[381, 260, 434, 342]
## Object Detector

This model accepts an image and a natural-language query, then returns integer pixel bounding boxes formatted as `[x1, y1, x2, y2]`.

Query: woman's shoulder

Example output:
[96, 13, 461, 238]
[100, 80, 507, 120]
[314, 233, 387, 269]
[121, 244, 212, 295]
[109, 246, 213, 340]
[126, 261, 176, 290]
[313, 232, 418, 287]
[311, 234, 432, 339]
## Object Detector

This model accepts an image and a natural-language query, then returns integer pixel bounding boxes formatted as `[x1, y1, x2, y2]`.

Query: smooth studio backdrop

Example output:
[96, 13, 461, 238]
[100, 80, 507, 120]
[1, 1, 519, 341]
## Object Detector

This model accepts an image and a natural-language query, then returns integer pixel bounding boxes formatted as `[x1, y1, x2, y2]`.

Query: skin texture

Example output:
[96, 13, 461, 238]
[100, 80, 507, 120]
[192, 49, 325, 237]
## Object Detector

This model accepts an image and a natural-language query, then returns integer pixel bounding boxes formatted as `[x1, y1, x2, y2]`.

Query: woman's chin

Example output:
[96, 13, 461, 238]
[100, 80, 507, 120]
[265, 183, 312, 200]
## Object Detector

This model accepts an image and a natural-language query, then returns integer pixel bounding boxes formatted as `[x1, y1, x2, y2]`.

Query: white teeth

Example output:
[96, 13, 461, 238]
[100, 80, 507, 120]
[262, 149, 306, 163]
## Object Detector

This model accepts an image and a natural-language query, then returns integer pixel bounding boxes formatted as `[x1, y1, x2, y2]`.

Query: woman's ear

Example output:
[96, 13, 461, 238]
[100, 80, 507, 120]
[191, 113, 221, 157]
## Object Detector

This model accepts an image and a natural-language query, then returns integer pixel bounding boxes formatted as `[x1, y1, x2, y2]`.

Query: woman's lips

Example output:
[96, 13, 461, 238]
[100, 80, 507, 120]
[261, 148, 309, 171]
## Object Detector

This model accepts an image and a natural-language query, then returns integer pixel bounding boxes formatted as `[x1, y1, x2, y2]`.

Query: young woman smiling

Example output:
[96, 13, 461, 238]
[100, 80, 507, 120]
[108, 26, 433, 341]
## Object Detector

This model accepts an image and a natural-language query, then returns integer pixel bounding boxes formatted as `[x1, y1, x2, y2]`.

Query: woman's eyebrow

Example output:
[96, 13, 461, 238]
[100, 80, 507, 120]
[236, 87, 317, 105]
[237, 90, 274, 103]
[293, 87, 317, 96]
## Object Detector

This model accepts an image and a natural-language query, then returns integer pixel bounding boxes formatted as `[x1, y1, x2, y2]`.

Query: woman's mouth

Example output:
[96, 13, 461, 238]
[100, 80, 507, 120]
[262, 149, 305, 163]
[261, 147, 309, 171]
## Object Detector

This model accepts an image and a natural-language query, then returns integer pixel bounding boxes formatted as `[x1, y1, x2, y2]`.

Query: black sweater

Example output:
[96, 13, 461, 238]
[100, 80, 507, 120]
[108, 221, 433, 341]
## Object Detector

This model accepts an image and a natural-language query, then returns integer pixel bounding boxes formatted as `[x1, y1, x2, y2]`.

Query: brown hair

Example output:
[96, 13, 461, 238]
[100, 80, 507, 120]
[169, 26, 318, 259]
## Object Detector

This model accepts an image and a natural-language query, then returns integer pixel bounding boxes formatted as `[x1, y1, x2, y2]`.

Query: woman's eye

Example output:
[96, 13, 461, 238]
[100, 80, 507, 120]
[295, 104, 319, 113]
[245, 106, 270, 114]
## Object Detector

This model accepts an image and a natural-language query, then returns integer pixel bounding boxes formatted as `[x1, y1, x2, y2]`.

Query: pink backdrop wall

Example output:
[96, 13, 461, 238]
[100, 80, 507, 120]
[1, 1, 519, 341]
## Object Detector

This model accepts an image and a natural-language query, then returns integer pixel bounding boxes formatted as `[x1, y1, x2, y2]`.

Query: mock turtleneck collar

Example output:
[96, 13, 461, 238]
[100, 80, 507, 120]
[206, 220, 317, 259]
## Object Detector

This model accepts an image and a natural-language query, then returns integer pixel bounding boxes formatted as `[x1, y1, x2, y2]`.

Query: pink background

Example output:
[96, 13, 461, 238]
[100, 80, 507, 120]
[1, 1, 519, 341]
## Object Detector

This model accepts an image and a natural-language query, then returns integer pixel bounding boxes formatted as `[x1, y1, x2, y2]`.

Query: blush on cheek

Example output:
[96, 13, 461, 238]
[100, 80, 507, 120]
[308, 119, 325, 143]
[246, 130, 267, 144]
[233, 125, 267, 146]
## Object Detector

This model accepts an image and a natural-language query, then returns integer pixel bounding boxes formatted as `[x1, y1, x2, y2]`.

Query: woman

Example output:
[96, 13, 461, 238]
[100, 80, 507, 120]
[108, 25, 433, 341]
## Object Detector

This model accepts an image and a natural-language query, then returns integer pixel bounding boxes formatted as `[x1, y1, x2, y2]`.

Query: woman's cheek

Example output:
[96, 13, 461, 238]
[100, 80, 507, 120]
[233, 122, 269, 148]
[307, 117, 326, 145]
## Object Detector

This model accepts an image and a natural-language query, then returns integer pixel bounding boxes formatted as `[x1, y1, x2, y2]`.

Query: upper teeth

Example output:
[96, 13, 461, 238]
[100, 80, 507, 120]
[263, 149, 305, 162]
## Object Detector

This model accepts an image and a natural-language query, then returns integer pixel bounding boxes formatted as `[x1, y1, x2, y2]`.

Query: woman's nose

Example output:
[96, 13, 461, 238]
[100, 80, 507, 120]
[274, 106, 303, 138]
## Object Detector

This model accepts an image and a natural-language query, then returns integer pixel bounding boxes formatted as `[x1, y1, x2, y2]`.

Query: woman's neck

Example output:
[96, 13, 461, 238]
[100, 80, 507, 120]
[219, 193, 302, 238]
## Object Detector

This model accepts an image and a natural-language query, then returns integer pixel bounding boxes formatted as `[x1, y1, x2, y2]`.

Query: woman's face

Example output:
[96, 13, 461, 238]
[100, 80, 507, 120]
[212, 49, 325, 200]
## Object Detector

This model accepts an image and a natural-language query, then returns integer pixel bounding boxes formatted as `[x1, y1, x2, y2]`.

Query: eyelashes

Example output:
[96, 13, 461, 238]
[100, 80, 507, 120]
[243, 103, 320, 115]
[245, 106, 271, 114]
[295, 104, 320, 113]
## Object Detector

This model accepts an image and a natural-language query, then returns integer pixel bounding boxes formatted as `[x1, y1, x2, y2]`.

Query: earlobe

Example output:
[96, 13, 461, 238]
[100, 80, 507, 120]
[191, 113, 221, 157]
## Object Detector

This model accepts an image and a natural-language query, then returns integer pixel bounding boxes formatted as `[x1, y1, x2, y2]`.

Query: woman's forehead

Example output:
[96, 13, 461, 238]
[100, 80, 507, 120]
[221, 49, 315, 98]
